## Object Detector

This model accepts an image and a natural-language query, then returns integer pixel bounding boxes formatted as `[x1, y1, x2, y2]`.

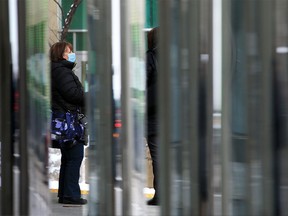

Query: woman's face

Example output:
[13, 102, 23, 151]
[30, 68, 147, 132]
[62, 46, 72, 60]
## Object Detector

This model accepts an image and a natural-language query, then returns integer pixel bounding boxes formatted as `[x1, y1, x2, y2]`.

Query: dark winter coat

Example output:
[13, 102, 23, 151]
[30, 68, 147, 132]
[51, 60, 85, 113]
[146, 48, 158, 135]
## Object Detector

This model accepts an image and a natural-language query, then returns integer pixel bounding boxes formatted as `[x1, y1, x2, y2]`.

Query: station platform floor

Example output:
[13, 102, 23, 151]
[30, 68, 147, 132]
[50, 194, 89, 216]
[49, 183, 159, 216]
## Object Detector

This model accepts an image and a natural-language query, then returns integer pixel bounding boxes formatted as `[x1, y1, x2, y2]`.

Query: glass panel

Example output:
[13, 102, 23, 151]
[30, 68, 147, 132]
[26, 0, 50, 214]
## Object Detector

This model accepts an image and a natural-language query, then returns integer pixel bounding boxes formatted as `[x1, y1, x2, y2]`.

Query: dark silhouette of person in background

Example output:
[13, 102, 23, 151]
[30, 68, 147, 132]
[146, 27, 159, 206]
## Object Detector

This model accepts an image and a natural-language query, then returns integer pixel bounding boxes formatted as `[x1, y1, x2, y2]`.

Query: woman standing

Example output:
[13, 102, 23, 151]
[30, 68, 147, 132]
[50, 41, 87, 205]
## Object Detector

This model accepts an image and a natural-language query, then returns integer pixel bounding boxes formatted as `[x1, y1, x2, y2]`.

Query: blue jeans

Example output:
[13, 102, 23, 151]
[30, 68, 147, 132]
[58, 141, 84, 199]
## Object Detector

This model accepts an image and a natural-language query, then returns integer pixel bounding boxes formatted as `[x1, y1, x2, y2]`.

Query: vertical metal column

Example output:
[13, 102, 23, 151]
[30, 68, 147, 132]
[87, 0, 114, 215]
[0, 0, 13, 215]
[274, 1, 288, 214]
[251, 2, 275, 214]
[158, 1, 170, 214]
[158, 0, 212, 215]
[18, 0, 29, 214]
[222, 1, 276, 215]
[199, 1, 213, 215]
[120, 0, 132, 215]
[120, 0, 146, 215]
[221, 0, 232, 215]
[25, 1, 51, 214]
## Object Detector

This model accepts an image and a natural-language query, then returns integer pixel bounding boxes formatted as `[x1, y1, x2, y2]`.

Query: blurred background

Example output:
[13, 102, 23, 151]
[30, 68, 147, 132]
[1, 0, 288, 215]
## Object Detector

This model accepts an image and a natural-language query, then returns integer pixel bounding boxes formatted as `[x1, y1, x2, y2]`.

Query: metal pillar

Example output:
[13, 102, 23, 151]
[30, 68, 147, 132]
[0, 0, 13, 215]
[87, 0, 114, 215]
[158, 0, 213, 215]
[222, 1, 276, 215]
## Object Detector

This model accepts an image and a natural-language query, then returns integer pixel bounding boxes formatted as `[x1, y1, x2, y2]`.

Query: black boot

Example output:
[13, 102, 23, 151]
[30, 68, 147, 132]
[147, 195, 159, 206]
[62, 197, 87, 205]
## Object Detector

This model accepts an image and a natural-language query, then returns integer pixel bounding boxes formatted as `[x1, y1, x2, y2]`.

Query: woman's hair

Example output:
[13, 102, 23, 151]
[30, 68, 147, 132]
[147, 27, 158, 50]
[50, 41, 73, 62]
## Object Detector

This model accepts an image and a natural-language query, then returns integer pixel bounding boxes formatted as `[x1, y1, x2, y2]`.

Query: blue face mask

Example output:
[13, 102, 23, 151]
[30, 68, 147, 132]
[67, 53, 76, 63]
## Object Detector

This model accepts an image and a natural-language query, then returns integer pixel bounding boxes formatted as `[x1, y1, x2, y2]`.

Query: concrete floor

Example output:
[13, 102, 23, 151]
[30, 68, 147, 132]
[50, 194, 89, 216]
[49, 192, 160, 216]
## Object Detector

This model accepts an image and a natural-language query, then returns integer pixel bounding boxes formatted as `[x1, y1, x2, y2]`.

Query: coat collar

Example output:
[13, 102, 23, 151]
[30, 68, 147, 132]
[52, 60, 75, 70]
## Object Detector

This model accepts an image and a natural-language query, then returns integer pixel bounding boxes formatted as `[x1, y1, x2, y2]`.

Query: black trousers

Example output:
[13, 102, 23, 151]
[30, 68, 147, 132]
[58, 142, 84, 199]
[147, 134, 158, 197]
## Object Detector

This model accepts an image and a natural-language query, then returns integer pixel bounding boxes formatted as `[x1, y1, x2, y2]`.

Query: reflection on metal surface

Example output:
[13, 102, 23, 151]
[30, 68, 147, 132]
[120, 0, 146, 215]
[222, 1, 288, 215]
[87, 0, 114, 215]
[159, 0, 213, 215]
